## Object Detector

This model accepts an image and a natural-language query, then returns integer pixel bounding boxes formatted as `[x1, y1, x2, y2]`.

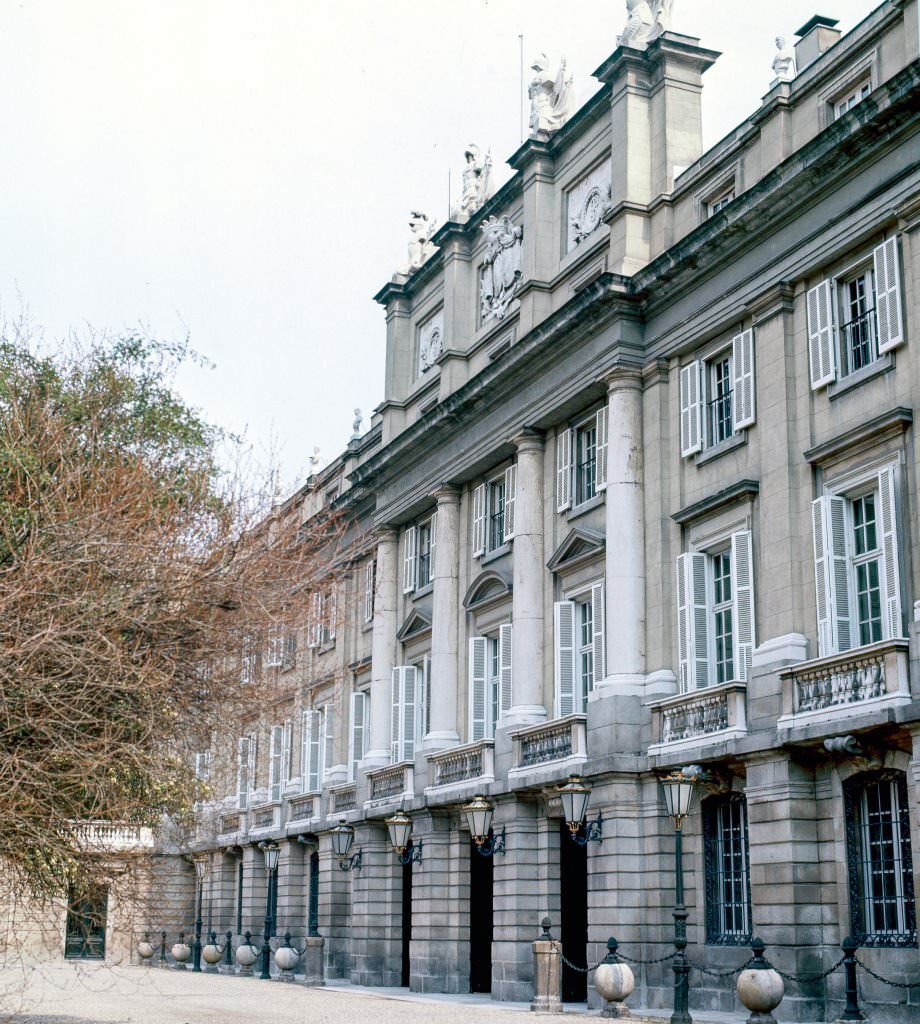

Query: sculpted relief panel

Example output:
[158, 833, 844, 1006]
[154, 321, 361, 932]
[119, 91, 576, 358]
[479, 216, 523, 326]
[567, 161, 613, 251]
[417, 310, 444, 376]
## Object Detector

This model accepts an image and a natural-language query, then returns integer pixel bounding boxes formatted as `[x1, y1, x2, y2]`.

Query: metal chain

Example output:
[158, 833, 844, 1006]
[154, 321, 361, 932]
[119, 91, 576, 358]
[772, 956, 846, 985]
[855, 957, 920, 990]
[557, 949, 607, 974]
[686, 956, 753, 979]
[614, 950, 677, 966]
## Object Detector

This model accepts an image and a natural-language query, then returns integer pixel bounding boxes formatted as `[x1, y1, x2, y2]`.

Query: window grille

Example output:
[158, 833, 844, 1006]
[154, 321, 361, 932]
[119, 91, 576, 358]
[703, 793, 752, 945]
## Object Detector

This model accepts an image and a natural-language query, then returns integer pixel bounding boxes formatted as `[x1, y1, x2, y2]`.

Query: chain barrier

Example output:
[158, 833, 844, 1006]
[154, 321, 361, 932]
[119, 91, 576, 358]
[771, 956, 846, 985]
[854, 957, 920, 990]
[557, 949, 607, 974]
[686, 956, 753, 979]
[613, 950, 677, 966]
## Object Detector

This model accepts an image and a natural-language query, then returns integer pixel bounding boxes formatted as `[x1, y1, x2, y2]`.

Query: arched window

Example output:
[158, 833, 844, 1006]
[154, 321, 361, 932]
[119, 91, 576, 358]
[703, 792, 751, 944]
[843, 770, 916, 946]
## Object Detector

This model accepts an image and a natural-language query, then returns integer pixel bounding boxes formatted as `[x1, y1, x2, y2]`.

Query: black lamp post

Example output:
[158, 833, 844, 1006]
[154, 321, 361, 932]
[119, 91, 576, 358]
[192, 856, 209, 973]
[462, 795, 506, 857]
[558, 774, 603, 845]
[259, 842, 280, 980]
[385, 810, 423, 864]
[660, 768, 699, 1024]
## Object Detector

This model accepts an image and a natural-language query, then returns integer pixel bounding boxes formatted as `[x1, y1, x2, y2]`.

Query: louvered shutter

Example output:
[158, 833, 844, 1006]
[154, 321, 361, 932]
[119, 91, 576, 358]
[416, 657, 429, 745]
[390, 667, 401, 762]
[469, 637, 488, 740]
[874, 238, 903, 353]
[676, 556, 690, 692]
[499, 623, 513, 717]
[503, 465, 517, 540]
[676, 553, 709, 689]
[730, 531, 755, 682]
[282, 719, 293, 783]
[237, 736, 251, 809]
[349, 691, 367, 780]
[269, 725, 283, 800]
[429, 512, 438, 578]
[328, 587, 337, 641]
[877, 466, 904, 639]
[556, 429, 573, 511]
[307, 592, 320, 648]
[364, 560, 375, 622]
[554, 601, 577, 715]
[679, 361, 703, 457]
[472, 484, 486, 557]
[402, 666, 417, 762]
[247, 731, 257, 791]
[403, 526, 418, 593]
[323, 703, 335, 780]
[304, 711, 322, 791]
[591, 581, 605, 685]
[299, 711, 310, 791]
[596, 405, 609, 492]
[731, 329, 756, 430]
[807, 280, 836, 388]
[812, 496, 852, 656]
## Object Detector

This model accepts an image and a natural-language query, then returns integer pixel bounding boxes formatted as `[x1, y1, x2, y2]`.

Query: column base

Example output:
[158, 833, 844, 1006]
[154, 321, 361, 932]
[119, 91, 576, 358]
[360, 749, 390, 770]
[421, 731, 460, 753]
[592, 673, 646, 697]
[501, 705, 547, 729]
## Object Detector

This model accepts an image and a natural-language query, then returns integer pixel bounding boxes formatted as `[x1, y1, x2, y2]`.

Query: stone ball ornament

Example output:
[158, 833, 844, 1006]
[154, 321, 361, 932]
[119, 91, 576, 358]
[202, 941, 223, 965]
[275, 943, 301, 972]
[137, 936, 155, 961]
[736, 938, 784, 1024]
[235, 935, 259, 968]
[594, 937, 635, 1017]
[170, 937, 191, 965]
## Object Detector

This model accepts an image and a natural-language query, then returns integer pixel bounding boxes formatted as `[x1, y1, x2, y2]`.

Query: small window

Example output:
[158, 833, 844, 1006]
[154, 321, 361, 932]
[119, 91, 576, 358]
[240, 639, 257, 685]
[703, 794, 752, 945]
[281, 632, 297, 672]
[708, 188, 735, 217]
[417, 520, 433, 589]
[364, 559, 376, 623]
[834, 79, 871, 119]
[574, 421, 597, 505]
[838, 265, 878, 376]
[844, 772, 916, 947]
[487, 477, 506, 551]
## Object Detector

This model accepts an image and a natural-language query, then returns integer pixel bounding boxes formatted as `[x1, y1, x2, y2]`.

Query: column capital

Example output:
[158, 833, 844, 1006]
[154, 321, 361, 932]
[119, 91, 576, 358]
[431, 483, 461, 506]
[372, 524, 399, 545]
[511, 427, 545, 454]
[602, 366, 644, 393]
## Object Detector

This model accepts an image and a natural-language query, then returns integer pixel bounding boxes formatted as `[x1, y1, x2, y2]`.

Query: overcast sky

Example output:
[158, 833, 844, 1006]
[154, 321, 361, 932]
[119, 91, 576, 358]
[0, 0, 876, 489]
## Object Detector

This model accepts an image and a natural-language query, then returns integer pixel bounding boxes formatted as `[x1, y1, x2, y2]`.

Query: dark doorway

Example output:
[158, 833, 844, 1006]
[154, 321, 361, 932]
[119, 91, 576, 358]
[560, 821, 588, 1002]
[308, 850, 320, 936]
[65, 885, 108, 960]
[469, 838, 494, 993]
[401, 860, 413, 987]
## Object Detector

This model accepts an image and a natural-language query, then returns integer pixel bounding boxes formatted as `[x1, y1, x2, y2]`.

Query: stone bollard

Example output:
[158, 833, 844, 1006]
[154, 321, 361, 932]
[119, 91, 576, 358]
[595, 937, 635, 1018]
[158, 931, 168, 967]
[301, 935, 325, 986]
[202, 931, 223, 973]
[736, 938, 784, 1024]
[235, 931, 260, 977]
[839, 936, 866, 1022]
[171, 932, 192, 970]
[530, 917, 562, 1013]
[137, 932, 155, 965]
[274, 933, 301, 982]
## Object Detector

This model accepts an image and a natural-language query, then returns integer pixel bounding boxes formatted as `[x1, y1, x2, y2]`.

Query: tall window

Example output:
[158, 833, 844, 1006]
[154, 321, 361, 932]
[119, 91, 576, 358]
[487, 477, 506, 551]
[417, 520, 433, 589]
[709, 355, 733, 446]
[844, 772, 916, 947]
[472, 467, 515, 558]
[554, 585, 604, 716]
[703, 794, 752, 945]
[712, 549, 734, 684]
[556, 408, 608, 513]
[576, 599, 595, 702]
[403, 515, 436, 593]
[469, 627, 513, 740]
[840, 269, 876, 375]
[487, 636, 500, 737]
[852, 492, 882, 646]
[575, 421, 597, 505]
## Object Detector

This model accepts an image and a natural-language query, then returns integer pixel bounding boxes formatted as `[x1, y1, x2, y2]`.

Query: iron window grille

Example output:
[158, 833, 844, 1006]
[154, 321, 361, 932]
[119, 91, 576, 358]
[840, 273, 877, 376]
[703, 793, 752, 945]
[417, 521, 433, 588]
[844, 771, 917, 948]
[708, 356, 733, 445]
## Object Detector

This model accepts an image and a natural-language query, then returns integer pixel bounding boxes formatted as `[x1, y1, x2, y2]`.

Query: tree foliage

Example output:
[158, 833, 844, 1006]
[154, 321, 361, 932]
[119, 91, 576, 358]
[0, 333, 338, 899]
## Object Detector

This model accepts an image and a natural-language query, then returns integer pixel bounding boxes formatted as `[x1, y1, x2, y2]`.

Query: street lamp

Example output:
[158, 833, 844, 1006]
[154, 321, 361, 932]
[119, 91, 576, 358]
[192, 856, 209, 973]
[659, 767, 701, 1024]
[330, 820, 362, 871]
[557, 774, 603, 845]
[386, 810, 423, 865]
[462, 795, 506, 857]
[259, 842, 280, 980]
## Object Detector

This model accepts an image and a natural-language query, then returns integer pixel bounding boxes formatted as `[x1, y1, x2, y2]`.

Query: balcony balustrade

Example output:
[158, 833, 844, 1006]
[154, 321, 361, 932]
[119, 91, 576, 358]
[286, 794, 316, 823]
[329, 783, 357, 815]
[427, 739, 495, 790]
[648, 681, 747, 754]
[509, 714, 587, 783]
[73, 821, 156, 852]
[365, 761, 414, 805]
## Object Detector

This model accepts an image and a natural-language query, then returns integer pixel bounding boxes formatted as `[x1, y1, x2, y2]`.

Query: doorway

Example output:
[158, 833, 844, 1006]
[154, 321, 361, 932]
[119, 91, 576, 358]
[64, 885, 108, 960]
[560, 821, 588, 1002]
[468, 838, 493, 993]
[401, 860, 412, 986]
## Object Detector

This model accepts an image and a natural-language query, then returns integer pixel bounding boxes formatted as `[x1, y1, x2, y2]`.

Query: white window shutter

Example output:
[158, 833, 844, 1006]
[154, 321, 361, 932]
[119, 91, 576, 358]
[282, 719, 293, 782]
[806, 280, 837, 389]
[323, 703, 335, 781]
[401, 666, 417, 762]
[390, 667, 402, 762]
[591, 581, 605, 683]
[469, 637, 488, 741]
[499, 623, 513, 717]
[308, 592, 320, 648]
[269, 724, 283, 800]
[679, 361, 703, 457]
[503, 464, 517, 540]
[595, 405, 609, 492]
[403, 526, 418, 594]
[349, 691, 367, 781]
[299, 711, 310, 791]
[429, 512, 438, 577]
[472, 484, 486, 557]
[237, 736, 251, 809]
[677, 553, 709, 689]
[305, 711, 322, 791]
[554, 601, 577, 716]
[731, 329, 756, 430]
[676, 555, 690, 692]
[556, 429, 572, 512]
[364, 560, 375, 622]
[416, 657, 429, 746]
[730, 531, 755, 682]
[874, 238, 903, 353]
[811, 496, 852, 656]
[877, 466, 904, 639]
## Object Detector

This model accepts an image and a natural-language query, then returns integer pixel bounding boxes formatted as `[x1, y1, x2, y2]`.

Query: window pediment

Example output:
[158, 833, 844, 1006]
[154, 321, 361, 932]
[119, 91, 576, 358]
[396, 609, 431, 642]
[547, 527, 605, 573]
[463, 569, 512, 611]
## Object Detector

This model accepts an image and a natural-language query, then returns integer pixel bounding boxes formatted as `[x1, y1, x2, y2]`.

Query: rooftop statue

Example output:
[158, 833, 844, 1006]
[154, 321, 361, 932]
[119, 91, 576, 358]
[528, 54, 575, 135]
[452, 144, 494, 220]
[618, 0, 674, 48]
[351, 408, 362, 439]
[772, 36, 797, 82]
[480, 215, 523, 325]
[402, 210, 438, 274]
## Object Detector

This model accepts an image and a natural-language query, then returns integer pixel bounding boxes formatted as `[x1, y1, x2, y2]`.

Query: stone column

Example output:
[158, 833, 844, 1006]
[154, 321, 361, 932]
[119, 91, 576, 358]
[349, 822, 403, 986]
[600, 368, 646, 693]
[365, 527, 398, 766]
[508, 430, 547, 726]
[427, 486, 461, 751]
[274, 839, 305, 939]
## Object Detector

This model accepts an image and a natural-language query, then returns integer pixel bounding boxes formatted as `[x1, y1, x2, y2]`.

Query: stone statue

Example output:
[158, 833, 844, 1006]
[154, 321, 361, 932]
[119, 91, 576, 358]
[654, 0, 674, 35]
[479, 215, 523, 325]
[402, 210, 438, 274]
[618, 0, 673, 48]
[351, 409, 362, 439]
[528, 54, 575, 135]
[453, 144, 494, 220]
[772, 36, 797, 82]
[308, 446, 324, 476]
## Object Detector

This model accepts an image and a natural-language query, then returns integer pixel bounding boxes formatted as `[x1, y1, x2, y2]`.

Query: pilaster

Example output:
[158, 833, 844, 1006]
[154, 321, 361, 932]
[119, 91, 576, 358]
[365, 526, 399, 766]
[349, 823, 403, 986]
[317, 834, 352, 979]
[275, 839, 306, 938]
[427, 486, 461, 750]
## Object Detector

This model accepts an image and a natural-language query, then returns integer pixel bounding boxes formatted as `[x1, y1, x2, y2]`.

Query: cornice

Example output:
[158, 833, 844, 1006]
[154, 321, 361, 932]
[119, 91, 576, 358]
[672, 480, 760, 525]
[803, 407, 913, 465]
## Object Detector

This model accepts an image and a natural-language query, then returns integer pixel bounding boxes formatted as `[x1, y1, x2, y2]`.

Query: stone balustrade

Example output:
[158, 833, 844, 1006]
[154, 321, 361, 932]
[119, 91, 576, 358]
[647, 681, 748, 754]
[286, 794, 316, 823]
[329, 783, 357, 814]
[73, 821, 156, 852]
[247, 802, 281, 832]
[427, 739, 495, 789]
[366, 761, 414, 804]
[217, 812, 242, 836]
[778, 639, 910, 730]
[509, 714, 587, 780]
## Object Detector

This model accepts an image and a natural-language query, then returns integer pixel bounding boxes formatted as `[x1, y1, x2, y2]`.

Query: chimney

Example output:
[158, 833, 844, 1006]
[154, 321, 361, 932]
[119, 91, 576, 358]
[794, 15, 842, 72]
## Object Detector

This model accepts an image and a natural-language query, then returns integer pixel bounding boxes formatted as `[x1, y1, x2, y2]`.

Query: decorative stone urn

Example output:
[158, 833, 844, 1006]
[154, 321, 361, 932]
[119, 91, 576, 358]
[235, 931, 259, 976]
[274, 934, 302, 981]
[170, 934, 191, 969]
[595, 937, 635, 1018]
[201, 933, 224, 971]
[736, 938, 784, 1024]
[137, 934, 155, 963]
